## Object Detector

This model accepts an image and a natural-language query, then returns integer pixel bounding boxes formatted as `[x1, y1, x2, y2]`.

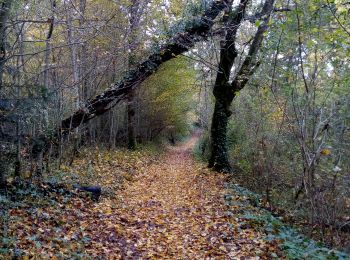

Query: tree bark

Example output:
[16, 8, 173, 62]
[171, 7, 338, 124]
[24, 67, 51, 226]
[208, 0, 249, 172]
[127, 91, 136, 149]
[209, 99, 232, 172]
[209, 0, 275, 172]
[79, 0, 88, 102]
[0, 0, 12, 93]
[0, 155, 9, 189]
[65, 3, 80, 109]
[0, 0, 11, 188]
[43, 0, 55, 89]
[59, 0, 230, 135]
[126, 0, 144, 150]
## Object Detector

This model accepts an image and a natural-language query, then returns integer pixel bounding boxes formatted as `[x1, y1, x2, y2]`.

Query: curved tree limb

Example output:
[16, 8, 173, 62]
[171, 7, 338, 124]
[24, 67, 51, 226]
[60, 0, 231, 134]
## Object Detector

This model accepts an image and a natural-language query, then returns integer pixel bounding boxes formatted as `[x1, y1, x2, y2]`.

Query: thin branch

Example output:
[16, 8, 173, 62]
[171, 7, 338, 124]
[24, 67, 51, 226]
[326, 0, 350, 38]
[295, 3, 309, 93]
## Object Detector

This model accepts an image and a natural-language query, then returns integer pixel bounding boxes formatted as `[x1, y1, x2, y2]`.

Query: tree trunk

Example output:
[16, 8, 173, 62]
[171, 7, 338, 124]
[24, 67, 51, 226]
[14, 27, 24, 178]
[209, 99, 232, 172]
[126, 0, 145, 150]
[0, 0, 12, 187]
[0, 0, 12, 92]
[209, 0, 275, 172]
[79, 0, 88, 102]
[66, 5, 80, 109]
[127, 91, 136, 149]
[59, 0, 229, 135]
[208, 0, 248, 172]
[0, 157, 7, 189]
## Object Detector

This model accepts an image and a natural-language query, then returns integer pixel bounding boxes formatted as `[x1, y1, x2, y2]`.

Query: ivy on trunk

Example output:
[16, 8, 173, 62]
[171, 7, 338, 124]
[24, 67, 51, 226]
[60, 0, 230, 135]
[209, 0, 275, 172]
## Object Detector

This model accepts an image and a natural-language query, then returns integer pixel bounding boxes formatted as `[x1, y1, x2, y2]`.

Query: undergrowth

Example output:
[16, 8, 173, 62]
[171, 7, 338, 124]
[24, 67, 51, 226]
[224, 183, 350, 259]
[0, 147, 159, 258]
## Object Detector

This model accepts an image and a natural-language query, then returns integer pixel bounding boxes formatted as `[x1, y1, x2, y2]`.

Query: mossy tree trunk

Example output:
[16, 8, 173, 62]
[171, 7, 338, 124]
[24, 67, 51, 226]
[0, 157, 7, 189]
[0, 0, 12, 91]
[208, 0, 248, 172]
[127, 91, 137, 149]
[0, 0, 12, 188]
[209, 99, 233, 172]
[60, 0, 229, 136]
[209, 0, 275, 172]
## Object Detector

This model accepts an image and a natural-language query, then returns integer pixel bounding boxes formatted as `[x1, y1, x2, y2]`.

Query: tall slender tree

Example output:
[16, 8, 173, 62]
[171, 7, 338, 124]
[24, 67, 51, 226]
[0, 0, 12, 188]
[0, 0, 12, 92]
[126, 0, 147, 150]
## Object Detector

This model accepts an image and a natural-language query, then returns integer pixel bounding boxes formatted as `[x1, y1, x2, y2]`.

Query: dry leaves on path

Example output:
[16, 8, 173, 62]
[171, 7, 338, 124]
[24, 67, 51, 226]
[1, 137, 281, 258]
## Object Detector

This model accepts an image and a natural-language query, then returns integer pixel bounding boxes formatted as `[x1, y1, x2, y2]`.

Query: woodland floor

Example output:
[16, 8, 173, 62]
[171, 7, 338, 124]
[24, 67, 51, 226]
[1, 135, 283, 259]
[108, 136, 281, 258]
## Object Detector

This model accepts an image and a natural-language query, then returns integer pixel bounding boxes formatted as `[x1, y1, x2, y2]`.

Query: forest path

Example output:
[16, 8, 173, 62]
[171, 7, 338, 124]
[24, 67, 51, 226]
[100, 134, 274, 258]
[5, 134, 280, 258]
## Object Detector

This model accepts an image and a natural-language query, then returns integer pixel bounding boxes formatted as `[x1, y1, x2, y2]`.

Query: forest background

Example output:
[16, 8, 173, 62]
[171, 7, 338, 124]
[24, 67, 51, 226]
[0, 0, 350, 253]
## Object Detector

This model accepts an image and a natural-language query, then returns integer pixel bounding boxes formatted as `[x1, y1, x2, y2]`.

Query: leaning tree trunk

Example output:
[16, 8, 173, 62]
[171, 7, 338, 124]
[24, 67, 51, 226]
[59, 0, 230, 135]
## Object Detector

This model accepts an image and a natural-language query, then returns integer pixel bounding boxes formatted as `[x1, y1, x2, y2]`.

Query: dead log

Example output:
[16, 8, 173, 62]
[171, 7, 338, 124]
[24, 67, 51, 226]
[73, 184, 101, 201]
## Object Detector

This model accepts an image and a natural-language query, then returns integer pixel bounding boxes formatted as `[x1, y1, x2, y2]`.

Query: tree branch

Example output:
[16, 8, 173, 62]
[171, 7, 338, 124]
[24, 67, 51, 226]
[60, 0, 231, 134]
[231, 0, 275, 92]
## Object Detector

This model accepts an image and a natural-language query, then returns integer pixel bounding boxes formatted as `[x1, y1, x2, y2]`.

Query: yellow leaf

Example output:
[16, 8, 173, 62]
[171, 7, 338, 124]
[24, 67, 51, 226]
[105, 208, 113, 214]
[320, 148, 331, 156]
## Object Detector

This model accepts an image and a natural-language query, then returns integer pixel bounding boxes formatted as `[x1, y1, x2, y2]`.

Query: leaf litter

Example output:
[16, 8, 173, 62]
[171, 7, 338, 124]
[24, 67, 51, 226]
[1, 137, 282, 259]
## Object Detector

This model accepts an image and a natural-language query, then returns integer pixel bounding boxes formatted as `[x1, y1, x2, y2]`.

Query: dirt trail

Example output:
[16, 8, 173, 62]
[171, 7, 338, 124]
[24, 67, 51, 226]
[5, 135, 278, 258]
[103, 135, 270, 259]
